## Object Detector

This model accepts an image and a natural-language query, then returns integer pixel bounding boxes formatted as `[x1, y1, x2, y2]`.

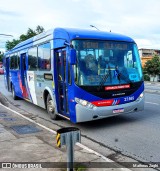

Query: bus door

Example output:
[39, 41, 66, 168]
[55, 49, 69, 115]
[5, 57, 10, 91]
[20, 53, 29, 99]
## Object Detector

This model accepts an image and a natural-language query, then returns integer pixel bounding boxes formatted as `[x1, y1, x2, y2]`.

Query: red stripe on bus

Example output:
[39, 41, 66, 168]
[105, 84, 130, 90]
[92, 99, 114, 107]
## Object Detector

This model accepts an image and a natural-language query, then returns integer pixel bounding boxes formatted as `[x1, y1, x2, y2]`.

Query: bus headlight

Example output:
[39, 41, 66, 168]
[136, 92, 144, 101]
[75, 98, 95, 109]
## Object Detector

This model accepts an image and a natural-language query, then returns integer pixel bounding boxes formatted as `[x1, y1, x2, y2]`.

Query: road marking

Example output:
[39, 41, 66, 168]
[145, 102, 159, 105]
[0, 103, 131, 171]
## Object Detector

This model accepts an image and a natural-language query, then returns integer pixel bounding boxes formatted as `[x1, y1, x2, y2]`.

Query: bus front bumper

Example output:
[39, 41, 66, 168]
[75, 97, 144, 123]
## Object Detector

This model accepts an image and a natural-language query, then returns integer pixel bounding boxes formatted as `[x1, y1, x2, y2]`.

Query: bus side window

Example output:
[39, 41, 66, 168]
[10, 55, 14, 69]
[18, 53, 20, 69]
[10, 53, 18, 70]
[38, 42, 51, 71]
[28, 47, 38, 71]
[23, 54, 26, 70]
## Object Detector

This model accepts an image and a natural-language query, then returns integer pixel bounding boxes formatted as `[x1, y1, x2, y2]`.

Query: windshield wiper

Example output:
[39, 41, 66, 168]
[99, 73, 109, 86]
[116, 69, 133, 84]
[98, 66, 111, 90]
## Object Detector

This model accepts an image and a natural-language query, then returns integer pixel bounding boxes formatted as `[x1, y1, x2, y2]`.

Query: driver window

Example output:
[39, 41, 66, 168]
[124, 51, 134, 68]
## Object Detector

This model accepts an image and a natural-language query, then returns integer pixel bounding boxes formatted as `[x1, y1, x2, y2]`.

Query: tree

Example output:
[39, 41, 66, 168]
[5, 25, 45, 51]
[144, 55, 160, 81]
[35, 25, 45, 34]
[5, 39, 21, 51]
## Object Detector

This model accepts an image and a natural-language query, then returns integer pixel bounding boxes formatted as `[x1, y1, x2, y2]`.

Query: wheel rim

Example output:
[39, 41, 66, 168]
[48, 99, 54, 113]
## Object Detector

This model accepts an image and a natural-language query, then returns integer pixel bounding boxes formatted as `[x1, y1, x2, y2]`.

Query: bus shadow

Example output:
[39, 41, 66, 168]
[77, 107, 160, 129]
[77, 113, 141, 129]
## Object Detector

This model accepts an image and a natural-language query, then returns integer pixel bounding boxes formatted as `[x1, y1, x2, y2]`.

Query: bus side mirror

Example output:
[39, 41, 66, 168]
[69, 49, 76, 65]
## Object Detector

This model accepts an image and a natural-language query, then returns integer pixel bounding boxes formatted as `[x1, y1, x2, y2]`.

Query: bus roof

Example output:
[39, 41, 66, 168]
[5, 27, 135, 55]
[55, 28, 135, 42]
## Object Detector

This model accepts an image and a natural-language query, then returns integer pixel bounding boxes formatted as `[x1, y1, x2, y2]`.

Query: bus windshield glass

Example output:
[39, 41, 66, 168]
[72, 40, 143, 86]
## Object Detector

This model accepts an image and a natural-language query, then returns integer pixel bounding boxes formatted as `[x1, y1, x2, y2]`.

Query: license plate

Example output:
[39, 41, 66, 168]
[113, 108, 124, 114]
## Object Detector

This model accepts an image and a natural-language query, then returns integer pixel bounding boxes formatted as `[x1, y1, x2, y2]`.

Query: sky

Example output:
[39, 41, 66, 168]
[0, 0, 160, 52]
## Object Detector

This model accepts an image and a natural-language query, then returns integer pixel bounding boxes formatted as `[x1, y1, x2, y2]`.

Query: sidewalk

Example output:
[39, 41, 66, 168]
[0, 94, 129, 171]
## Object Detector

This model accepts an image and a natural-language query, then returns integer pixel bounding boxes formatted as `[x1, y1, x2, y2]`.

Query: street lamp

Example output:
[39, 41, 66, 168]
[90, 25, 100, 31]
[0, 34, 13, 37]
[0, 34, 13, 52]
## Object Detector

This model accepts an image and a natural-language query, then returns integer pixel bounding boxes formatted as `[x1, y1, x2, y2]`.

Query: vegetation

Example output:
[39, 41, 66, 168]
[143, 74, 150, 81]
[5, 25, 45, 51]
[143, 55, 160, 81]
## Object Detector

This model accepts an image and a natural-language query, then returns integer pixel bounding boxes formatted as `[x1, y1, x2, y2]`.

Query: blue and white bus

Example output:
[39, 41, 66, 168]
[3, 28, 144, 123]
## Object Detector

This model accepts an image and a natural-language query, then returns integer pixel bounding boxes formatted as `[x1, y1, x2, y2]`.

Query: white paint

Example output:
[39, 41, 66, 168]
[27, 71, 37, 105]
[0, 103, 131, 171]
[145, 102, 159, 105]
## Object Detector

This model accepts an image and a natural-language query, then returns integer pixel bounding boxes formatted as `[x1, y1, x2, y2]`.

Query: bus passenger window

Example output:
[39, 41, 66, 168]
[28, 47, 38, 71]
[9, 53, 18, 70]
[17, 53, 20, 69]
[38, 42, 51, 71]
[10, 56, 14, 69]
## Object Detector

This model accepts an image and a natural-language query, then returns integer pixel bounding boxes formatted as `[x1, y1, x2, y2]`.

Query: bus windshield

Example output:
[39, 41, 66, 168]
[72, 40, 143, 86]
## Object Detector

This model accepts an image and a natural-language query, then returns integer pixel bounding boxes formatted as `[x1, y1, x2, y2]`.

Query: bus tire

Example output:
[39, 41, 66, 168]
[47, 94, 57, 120]
[11, 84, 18, 100]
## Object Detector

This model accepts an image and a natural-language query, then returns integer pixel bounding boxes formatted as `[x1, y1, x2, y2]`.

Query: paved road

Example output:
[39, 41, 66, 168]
[145, 82, 160, 92]
[0, 75, 160, 167]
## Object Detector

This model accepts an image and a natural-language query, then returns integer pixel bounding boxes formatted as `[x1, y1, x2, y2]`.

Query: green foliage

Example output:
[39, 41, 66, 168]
[144, 74, 150, 81]
[144, 55, 160, 81]
[35, 25, 45, 34]
[75, 164, 87, 171]
[5, 25, 45, 51]
[5, 39, 21, 51]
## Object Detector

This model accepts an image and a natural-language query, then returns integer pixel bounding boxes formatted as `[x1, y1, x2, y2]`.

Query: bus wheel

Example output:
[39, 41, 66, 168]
[12, 85, 18, 100]
[47, 94, 57, 120]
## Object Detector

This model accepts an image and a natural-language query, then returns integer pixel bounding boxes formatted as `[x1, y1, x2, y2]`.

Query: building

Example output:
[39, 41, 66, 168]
[139, 48, 160, 81]
[139, 48, 160, 67]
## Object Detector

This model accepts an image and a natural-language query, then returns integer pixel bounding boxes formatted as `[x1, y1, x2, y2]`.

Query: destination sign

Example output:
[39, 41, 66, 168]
[82, 41, 128, 50]
[83, 42, 98, 49]
[104, 43, 128, 50]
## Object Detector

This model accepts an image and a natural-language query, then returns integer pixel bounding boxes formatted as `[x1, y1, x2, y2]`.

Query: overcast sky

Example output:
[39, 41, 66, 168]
[0, 0, 160, 51]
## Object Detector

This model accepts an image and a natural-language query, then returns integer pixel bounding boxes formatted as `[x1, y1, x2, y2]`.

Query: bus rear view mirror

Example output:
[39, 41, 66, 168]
[69, 49, 76, 65]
